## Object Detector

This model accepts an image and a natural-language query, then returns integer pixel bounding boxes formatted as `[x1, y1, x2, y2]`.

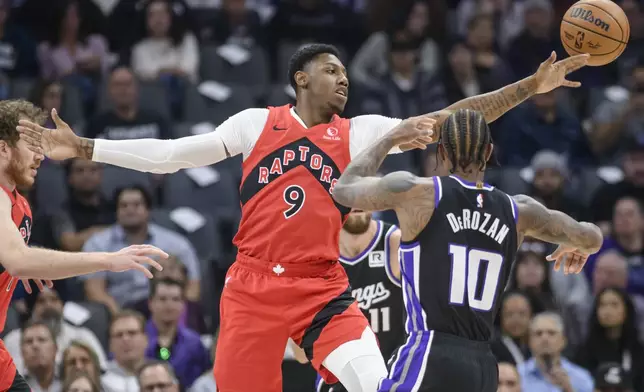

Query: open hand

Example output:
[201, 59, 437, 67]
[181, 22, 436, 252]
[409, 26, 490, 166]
[17, 109, 82, 161]
[546, 245, 590, 275]
[391, 115, 436, 151]
[20, 278, 54, 294]
[108, 244, 168, 278]
[534, 52, 589, 94]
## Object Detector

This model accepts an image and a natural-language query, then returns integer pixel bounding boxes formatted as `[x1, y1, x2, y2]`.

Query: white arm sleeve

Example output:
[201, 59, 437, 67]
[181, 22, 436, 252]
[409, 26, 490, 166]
[92, 108, 268, 173]
[349, 115, 403, 158]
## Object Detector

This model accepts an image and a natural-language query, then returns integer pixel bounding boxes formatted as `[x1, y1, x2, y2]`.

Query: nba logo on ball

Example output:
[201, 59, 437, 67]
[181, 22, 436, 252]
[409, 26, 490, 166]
[560, 0, 630, 66]
[324, 127, 340, 141]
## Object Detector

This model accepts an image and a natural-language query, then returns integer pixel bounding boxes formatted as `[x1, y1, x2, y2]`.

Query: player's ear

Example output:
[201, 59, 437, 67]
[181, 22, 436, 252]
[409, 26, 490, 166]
[294, 71, 308, 89]
[0, 140, 10, 158]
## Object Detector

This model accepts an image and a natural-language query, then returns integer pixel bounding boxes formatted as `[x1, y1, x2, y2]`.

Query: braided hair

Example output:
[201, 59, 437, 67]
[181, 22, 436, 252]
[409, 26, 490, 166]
[438, 109, 493, 186]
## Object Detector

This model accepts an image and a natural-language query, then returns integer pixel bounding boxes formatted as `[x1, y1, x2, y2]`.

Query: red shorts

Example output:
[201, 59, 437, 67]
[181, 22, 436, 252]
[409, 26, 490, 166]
[213, 253, 370, 392]
[0, 339, 24, 391]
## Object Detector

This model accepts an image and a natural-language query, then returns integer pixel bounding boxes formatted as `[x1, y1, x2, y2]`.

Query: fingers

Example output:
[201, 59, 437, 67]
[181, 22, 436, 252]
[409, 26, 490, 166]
[543, 51, 556, 66]
[51, 109, 69, 129]
[553, 256, 562, 272]
[546, 247, 564, 261]
[561, 80, 582, 88]
[126, 244, 169, 260]
[46, 280, 54, 289]
[35, 279, 45, 292]
[17, 119, 47, 134]
[21, 279, 32, 294]
[132, 260, 154, 279]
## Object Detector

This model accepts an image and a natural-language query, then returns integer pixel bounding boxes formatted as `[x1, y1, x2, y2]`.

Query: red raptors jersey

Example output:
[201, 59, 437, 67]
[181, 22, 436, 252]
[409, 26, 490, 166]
[0, 184, 31, 386]
[235, 105, 352, 264]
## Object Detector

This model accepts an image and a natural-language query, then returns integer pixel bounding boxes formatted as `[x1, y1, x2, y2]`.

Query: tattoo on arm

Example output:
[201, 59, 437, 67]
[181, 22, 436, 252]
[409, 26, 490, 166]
[514, 194, 603, 253]
[77, 137, 95, 160]
[444, 76, 537, 124]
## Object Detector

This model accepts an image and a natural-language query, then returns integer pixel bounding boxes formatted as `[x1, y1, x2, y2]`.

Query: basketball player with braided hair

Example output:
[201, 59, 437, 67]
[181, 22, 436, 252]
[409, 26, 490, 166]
[332, 109, 603, 392]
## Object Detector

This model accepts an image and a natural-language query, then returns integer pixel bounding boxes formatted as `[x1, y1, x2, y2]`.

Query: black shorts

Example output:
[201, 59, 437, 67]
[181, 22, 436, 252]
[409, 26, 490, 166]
[378, 331, 498, 392]
[8, 371, 30, 392]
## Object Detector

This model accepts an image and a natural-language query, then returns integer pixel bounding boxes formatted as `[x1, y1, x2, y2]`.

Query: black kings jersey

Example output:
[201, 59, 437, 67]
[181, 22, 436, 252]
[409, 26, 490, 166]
[316, 221, 405, 392]
[400, 175, 518, 341]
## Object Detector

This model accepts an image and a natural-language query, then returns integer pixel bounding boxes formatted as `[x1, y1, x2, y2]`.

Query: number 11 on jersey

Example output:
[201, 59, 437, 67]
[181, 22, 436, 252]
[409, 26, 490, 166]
[448, 244, 504, 312]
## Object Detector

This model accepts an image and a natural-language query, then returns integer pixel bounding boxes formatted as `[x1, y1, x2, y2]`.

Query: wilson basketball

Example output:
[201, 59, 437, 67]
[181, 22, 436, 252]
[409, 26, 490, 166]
[560, 0, 629, 66]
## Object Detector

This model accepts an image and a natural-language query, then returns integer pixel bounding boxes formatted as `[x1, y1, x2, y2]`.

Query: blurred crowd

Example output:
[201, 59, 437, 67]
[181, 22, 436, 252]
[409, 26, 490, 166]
[1, 0, 643, 391]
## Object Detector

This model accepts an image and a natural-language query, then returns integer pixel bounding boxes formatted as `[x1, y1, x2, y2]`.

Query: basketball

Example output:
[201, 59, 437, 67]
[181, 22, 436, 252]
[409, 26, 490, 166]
[560, 0, 630, 66]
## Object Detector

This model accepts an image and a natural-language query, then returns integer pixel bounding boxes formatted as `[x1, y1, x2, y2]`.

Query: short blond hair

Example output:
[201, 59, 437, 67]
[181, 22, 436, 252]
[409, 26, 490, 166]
[0, 99, 47, 147]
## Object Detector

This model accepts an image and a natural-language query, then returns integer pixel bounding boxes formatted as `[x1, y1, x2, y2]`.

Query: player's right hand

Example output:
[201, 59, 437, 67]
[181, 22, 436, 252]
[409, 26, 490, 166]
[389, 115, 436, 150]
[546, 245, 589, 275]
[17, 108, 82, 161]
[108, 244, 167, 278]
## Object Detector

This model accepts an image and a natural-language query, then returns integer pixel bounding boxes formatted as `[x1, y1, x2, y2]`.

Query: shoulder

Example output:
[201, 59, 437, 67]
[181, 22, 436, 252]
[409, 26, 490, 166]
[179, 326, 203, 343]
[149, 223, 190, 243]
[350, 114, 401, 132]
[224, 108, 270, 126]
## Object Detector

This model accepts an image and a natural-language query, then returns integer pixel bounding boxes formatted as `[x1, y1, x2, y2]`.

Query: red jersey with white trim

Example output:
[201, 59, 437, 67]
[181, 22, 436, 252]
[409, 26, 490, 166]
[235, 105, 352, 264]
[0, 184, 32, 385]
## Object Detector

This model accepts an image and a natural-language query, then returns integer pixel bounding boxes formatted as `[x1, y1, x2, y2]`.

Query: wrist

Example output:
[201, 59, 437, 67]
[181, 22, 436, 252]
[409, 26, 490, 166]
[524, 75, 539, 95]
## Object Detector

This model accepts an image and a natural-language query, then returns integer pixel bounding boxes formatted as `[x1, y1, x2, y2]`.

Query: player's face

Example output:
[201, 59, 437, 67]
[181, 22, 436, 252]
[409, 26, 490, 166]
[7, 137, 42, 189]
[597, 290, 626, 328]
[21, 325, 56, 369]
[343, 210, 372, 234]
[110, 317, 148, 364]
[501, 295, 531, 339]
[529, 317, 565, 357]
[306, 54, 348, 114]
[497, 363, 521, 392]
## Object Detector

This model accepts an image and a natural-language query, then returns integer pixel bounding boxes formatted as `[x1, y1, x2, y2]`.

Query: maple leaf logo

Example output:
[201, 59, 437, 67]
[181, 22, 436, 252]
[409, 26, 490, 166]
[273, 264, 285, 275]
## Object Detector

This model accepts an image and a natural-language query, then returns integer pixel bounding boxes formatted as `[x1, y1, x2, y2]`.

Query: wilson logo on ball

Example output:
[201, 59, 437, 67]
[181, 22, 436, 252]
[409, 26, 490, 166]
[570, 8, 610, 32]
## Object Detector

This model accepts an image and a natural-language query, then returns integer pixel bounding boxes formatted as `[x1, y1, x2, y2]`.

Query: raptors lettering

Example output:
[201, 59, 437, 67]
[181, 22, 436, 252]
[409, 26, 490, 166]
[256, 146, 339, 193]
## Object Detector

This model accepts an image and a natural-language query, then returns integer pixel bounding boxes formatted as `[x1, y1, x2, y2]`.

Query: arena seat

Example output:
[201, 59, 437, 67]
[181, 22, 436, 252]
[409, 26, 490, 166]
[265, 84, 296, 107]
[100, 166, 153, 200]
[74, 301, 111, 352]
[97, 79, 170, 119]
[34, 162, 68, 215]
[200, 44, 270, 98]
[0, 305, 20, 339]
[60, 82, 85, 126]
[9, 78, 35, 99]
[189, 83, 255, 125]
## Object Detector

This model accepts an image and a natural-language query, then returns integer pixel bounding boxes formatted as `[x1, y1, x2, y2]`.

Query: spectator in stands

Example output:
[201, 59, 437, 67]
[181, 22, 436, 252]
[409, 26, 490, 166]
[455, 0, 525, 50]
[498, 361, 522, 392]
[528, 150, 582, 220]
[497, 90, 592, 166]
[519, 312, 594, 392]
[617, 0, 644, 84]
[28, 80, 64, 129]
[21, 320, 61, 392]
[82, 185, 200, 314]
[153, 255, 206, 333]
[506, 0, 558, 79]
[37, 1, 110, 113]
[492, 291, 533, 366]
[60, 341, 102, 385]
[189, 329, 218, 392]
[206, 0, 264, 47]
[464, 13, 512, 90]
[576, 288, 644, 391]
[586, 250, 644, 343]
[131, 0, 199, 101]
[52, 158, 114, 252]
[62, 372, 100, 392]
[84, 66, 171, 140]
[137, 361, 179, 392]
[145, 278, 210, 388]
[507, 249, 558, 314]
[590, 61, 644, 161]
[357, 33, 437, 119]
[102, 310, 148, 392]
[587, 197, 644, 296]
[0, 0, 39, 78]
[593, 362, 634, 392]
[590, 134, 644, 228]
[349, 0, 440, 89]
[4, 287, 107, 374]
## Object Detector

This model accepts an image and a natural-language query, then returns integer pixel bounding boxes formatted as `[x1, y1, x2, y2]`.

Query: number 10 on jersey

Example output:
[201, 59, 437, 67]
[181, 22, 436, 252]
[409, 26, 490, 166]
[448, 244, 504, 312]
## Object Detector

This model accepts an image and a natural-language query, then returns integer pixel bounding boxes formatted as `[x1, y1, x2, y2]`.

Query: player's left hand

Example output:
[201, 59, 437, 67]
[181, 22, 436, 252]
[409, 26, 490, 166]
[17, 109, 82, 161]
[534, 51, 589, 94]
[20, 278, 54, 294]
[546, 245, 589, 275]
[390, 115, 436, 151]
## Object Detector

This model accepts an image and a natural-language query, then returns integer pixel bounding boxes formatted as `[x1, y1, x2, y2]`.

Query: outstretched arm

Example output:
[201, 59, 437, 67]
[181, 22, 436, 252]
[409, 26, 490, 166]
[18, 108, 266, 173]
[427, 52, 589, 126]
[514, 194, 603, 273]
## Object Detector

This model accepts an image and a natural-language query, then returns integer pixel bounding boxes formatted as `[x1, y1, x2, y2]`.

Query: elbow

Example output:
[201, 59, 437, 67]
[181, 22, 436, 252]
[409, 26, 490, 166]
[583, 223, 604, 254]
[3, 252, 27, 277]
[331, 183, 352, 207]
